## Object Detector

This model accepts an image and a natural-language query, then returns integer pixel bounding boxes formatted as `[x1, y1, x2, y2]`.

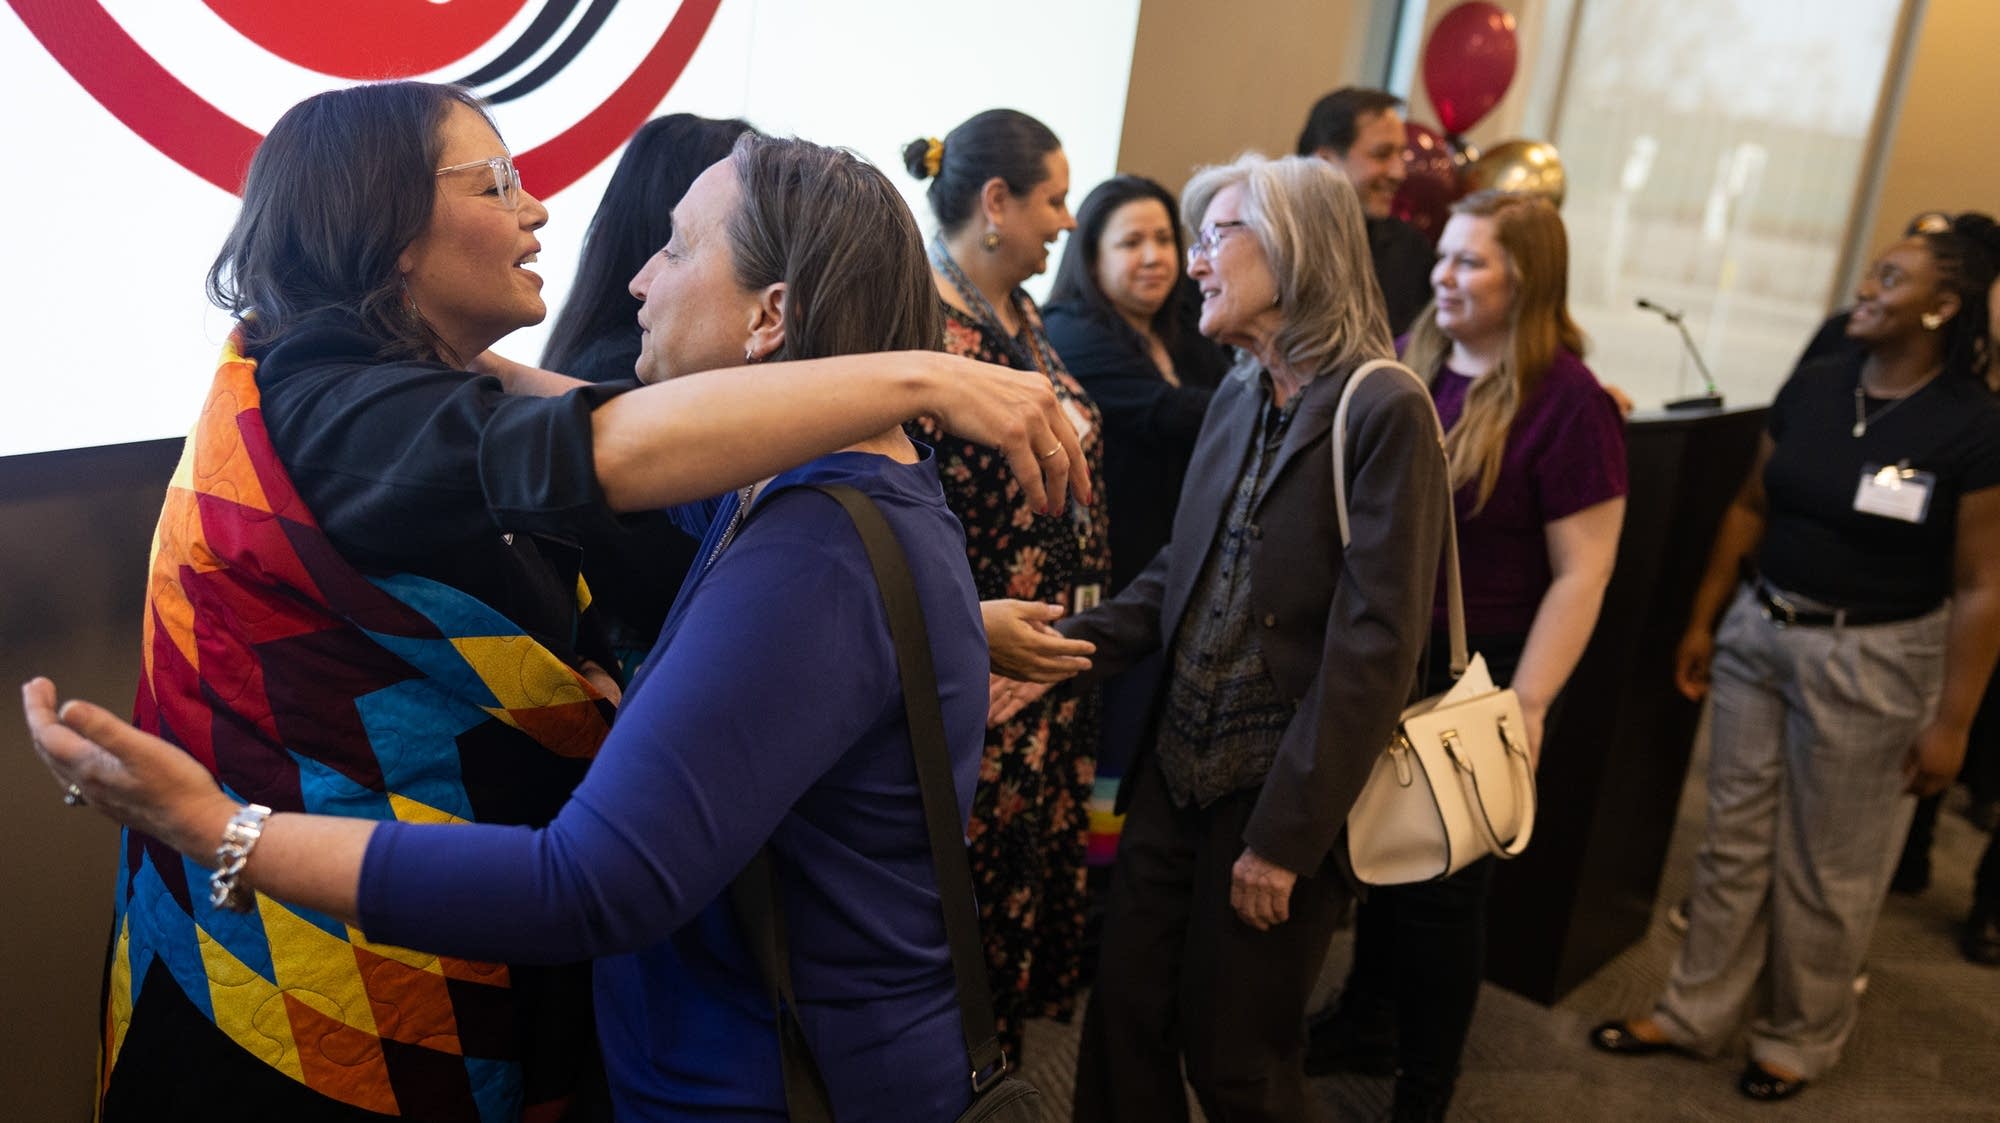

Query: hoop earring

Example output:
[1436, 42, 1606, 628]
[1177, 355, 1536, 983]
[982, 228, 1002, 252]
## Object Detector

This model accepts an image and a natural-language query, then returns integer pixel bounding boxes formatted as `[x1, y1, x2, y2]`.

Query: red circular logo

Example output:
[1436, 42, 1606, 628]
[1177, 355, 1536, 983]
[10, 0, 721, 197]
[202, 1, 531, 79]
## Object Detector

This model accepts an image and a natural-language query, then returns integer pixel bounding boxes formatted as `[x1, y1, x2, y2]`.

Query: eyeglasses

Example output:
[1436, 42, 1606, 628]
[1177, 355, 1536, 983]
[1187, 220, 1248, 264]
[435, 155, 522, 208]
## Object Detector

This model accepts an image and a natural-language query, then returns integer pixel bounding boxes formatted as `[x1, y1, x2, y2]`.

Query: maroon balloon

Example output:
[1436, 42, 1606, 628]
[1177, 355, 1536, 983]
[1391, 121, 1463, 246]
[1422, 2, 1519, 135]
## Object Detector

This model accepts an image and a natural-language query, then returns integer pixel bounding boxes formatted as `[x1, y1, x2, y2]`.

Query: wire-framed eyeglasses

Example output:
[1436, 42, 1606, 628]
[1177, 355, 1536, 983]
[1187, 220, 1249, 264]
[435, 155, 523, 208]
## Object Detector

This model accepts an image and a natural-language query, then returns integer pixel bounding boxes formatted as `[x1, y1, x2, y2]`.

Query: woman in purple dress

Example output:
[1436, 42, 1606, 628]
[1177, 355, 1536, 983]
[1308, 190, 1628, 1122]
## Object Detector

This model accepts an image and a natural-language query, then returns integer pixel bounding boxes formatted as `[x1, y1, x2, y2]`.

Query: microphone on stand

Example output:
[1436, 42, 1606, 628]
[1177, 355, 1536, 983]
[1636, 297, 1723, 410]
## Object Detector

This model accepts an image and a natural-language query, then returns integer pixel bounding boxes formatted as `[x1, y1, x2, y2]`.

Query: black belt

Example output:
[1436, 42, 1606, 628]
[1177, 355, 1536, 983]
[1753, 580, 1935, 628]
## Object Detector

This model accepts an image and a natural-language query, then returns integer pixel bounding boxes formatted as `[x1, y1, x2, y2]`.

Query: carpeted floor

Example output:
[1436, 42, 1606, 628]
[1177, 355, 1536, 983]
[1018, 733, 2000, 1122]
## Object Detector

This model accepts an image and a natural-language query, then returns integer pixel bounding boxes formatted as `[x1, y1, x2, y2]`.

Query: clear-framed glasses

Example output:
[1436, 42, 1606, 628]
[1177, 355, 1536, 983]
[435, 155, 522, 208]
[1187, 220, 1248, 264]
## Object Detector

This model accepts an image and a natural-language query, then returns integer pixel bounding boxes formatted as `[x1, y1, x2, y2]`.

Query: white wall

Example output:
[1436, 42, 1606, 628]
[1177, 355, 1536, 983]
[0, 0, 1142, 457]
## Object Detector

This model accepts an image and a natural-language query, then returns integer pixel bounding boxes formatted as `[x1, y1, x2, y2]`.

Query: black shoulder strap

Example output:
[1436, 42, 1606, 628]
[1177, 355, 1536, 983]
[729, 483, 1009, 1122]
[729, 850, 834, 1121]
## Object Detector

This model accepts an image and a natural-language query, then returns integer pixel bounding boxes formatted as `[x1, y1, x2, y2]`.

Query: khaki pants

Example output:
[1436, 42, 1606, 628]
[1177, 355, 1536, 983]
[1654, 584, 1946, 1078]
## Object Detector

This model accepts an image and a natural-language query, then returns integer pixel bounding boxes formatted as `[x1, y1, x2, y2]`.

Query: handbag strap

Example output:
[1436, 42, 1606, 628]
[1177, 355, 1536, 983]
[1330, 357, 1467, 678]
[729, 483, 1010, 1123]
[729, 852, 836, 1122]
[1448, 717, 1539, 859]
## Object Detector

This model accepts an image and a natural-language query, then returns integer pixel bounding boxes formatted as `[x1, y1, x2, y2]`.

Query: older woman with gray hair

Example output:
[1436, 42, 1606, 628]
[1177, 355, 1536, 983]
[1040, 153, 1450, 1121]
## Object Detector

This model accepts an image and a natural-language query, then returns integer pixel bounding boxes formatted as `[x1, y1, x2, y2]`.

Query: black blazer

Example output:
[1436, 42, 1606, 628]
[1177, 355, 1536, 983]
[1060, 356, 1449, 877]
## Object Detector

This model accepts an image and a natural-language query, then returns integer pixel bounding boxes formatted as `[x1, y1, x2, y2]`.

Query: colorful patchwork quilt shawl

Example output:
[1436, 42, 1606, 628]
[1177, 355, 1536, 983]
[106, 333, 612, 1121]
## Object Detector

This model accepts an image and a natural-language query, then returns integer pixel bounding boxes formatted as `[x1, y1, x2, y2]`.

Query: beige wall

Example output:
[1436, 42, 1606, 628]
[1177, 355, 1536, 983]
[1863, 0, 2000, 277]
[1115, 0, 1374, 197]
[1113, 0, 1569, 202]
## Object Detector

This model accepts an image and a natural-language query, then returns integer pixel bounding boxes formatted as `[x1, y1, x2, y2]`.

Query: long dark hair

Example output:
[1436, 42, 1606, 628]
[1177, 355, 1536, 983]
[1917, 211, 2000, 382]
[540, 113, 757, 371]
[1047, 174, 1188, 347]
[728, 135, 940, 360]
[901, 109, 1060, 233]
[206, 81, 488, 359]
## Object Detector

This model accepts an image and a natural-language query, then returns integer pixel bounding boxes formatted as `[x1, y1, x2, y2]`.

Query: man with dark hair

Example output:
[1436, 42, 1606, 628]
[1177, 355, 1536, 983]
[1297, 86, 1433, 335]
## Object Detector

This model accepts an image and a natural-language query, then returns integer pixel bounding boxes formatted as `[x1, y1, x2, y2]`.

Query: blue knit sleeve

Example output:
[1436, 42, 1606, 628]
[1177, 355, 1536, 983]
[355, 489, 894, 962]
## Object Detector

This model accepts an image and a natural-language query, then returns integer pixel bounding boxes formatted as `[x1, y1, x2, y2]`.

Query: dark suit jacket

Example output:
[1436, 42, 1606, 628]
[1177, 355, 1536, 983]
[1060, 355, 1449, 878]
[1369, 215, 1435, 337]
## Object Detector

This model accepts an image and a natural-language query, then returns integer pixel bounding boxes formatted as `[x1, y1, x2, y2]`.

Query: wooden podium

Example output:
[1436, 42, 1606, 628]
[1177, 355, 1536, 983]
[1483, 404, 1768, 1003]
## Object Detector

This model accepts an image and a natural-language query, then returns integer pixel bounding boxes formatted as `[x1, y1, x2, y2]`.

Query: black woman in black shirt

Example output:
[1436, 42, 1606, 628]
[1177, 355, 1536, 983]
[1590, 214, 2000, 1103]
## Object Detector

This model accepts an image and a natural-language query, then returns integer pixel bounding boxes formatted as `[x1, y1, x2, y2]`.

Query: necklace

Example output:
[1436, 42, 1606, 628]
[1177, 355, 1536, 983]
[928, 234, 1062, 377]
[700, 484, 761, 574]
[1851, 367, 1940, 438]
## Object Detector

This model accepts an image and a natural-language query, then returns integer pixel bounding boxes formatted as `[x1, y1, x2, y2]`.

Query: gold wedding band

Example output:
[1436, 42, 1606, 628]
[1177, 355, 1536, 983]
[1038, 445, 1063, 459]
[63, 783, 86, 807]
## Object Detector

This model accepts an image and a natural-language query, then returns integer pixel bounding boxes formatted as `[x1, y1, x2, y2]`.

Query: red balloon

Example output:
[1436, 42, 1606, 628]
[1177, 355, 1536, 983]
[1391, 122, 1463, 246]
[1422, 2, 1519, 135]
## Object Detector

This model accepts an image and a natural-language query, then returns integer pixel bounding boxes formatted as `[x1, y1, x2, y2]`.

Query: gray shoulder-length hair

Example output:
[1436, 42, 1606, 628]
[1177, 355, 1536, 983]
[1181, 153, 1393, 380]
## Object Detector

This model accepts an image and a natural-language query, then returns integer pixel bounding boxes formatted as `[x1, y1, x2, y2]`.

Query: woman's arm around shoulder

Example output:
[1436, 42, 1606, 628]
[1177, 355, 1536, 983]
[592, 352, 1091, 515]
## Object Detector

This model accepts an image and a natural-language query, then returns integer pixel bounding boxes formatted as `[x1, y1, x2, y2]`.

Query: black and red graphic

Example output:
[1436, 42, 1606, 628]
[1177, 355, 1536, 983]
[9, 0, 722, 196]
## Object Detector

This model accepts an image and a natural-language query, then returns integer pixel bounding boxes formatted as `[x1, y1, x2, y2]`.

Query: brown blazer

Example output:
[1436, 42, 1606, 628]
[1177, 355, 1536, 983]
[1061, 354, 1449, 878]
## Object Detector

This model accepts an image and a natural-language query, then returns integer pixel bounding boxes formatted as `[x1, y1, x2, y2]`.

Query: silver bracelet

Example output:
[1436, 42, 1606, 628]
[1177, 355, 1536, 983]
[209, 803, 273, 913]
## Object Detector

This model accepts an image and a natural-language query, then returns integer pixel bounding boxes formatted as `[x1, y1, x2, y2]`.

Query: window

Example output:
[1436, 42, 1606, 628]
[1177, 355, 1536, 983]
[1547, 0, 1905, 407]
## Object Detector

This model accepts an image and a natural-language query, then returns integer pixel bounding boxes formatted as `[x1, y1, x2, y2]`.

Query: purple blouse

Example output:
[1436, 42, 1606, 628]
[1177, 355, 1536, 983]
[1426, 349, 1627, 636]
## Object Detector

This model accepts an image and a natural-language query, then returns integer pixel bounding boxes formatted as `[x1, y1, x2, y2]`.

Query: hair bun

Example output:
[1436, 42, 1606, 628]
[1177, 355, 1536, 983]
[1958, 212, 2000, 268]
[901, 136, 944, 180]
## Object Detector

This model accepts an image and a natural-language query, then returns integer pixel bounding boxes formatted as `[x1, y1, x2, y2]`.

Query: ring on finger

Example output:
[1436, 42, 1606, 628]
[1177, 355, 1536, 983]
[1037, 445, 1063, 459]
[62, 783, 87, 807]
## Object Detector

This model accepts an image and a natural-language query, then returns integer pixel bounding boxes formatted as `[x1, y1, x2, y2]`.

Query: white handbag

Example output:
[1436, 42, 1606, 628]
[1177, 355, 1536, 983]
[1331, 359, 1537, 886]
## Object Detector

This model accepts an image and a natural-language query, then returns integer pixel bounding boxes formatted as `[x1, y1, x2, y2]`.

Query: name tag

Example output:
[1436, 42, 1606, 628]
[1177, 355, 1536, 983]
[1060, 396, 1096, 445]
[1852, 462, 1934, 524]
[1073, 583, 1103, 614]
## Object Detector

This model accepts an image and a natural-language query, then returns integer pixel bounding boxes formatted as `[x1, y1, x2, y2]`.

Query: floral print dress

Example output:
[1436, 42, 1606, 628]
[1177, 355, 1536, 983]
[912, 296, 1111, 1057]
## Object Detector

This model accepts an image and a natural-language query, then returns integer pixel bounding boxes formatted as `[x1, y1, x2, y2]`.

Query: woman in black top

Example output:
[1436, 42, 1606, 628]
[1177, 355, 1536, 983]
[538, 112, 758, 667]
[1591, 214, 2000, 1102]
[541, 113, 758, 382]
[1041, 176, 1231, 802]
[1044, 175, 1230, 595]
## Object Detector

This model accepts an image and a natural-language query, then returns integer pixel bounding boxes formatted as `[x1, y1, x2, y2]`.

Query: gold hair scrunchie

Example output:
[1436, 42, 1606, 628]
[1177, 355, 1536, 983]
[923, 137, 944, 178]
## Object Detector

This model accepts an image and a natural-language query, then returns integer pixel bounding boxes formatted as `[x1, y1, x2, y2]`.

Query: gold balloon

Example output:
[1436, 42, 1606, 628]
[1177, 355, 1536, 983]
[1461, 139, 1565, 207]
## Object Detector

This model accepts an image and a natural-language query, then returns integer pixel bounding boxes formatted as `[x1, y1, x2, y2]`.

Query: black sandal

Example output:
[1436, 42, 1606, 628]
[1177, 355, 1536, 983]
[1737, 1062, 1808, 1101]
[1587, 1020, 1676, 1056]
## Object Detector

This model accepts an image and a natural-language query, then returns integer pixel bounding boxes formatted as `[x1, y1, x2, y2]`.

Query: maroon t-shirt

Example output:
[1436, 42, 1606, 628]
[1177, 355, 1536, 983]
[1425, 349, 1628, 636]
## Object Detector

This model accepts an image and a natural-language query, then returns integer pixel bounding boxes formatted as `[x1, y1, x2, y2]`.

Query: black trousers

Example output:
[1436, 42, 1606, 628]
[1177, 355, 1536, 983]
[1334, 633, 1526, 1111]
[1338, 858, 1496, 1105]
[1073, 759, 1347, 1123]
